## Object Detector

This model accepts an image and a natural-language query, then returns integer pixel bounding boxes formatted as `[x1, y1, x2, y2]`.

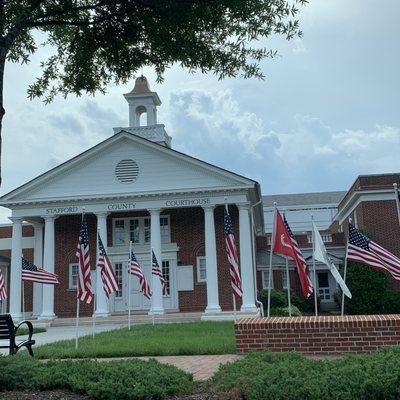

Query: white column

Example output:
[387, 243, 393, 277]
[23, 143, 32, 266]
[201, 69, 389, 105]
[149, 208, 164, 315]
[9, 217, 23, 320]
[238, 204, 258, 313]
[40, 216, 56, 319]
[203, 206, 221, 313]
[32, 223, 44, 317]
[95, 212, 109, 316]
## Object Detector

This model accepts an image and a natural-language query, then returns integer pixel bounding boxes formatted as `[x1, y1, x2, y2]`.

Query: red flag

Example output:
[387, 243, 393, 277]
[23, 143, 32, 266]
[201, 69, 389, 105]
[272, 210, 313, 298]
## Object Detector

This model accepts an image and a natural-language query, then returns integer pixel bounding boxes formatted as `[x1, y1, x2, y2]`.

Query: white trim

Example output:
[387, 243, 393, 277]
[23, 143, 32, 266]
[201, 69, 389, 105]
[262, 269, 273, 290]
[112, 215, 170, 246]
[69, 263, 79, 290]
[0, 131, 255, 204]
[335, 190, 397, 224]
[196, 256, 207, 283]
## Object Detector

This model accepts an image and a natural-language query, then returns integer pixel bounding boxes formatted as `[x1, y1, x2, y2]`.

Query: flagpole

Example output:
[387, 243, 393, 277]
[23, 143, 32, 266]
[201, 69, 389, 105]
[311, 215, 318, 317]
[128, 241, 132, 330]
[92, 282, 96, 339]
[340, 217, 352, 316]
[282, 209, 291, 317]
[75, 207, 85, 350]
[22, 281, 25, 319]
[394, 183, 400, 225]
[267, 202, 277, 317]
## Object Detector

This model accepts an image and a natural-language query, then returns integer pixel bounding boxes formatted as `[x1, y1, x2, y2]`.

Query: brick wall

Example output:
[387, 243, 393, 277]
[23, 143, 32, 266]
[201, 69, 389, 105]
[235, 315, 400, 355]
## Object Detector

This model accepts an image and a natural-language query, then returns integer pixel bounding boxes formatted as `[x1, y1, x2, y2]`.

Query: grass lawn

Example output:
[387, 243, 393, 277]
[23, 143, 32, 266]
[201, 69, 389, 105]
[34, 321, 235, 359]
[16, 327, 46, 336]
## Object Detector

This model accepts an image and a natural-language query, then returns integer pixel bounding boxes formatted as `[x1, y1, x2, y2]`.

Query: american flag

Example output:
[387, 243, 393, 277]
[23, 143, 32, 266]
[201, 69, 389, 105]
[151, 250, 168, 295]
[76, 216, 93, 304]
[21, 257, 59, 284]
[0, 268, 7, 300]
[224, 206, 243, 298]
[283, 214, 313, 298]
[347, 223, 400, 281]
[128, 251, 152, 299]
[96, 233, 119, 298]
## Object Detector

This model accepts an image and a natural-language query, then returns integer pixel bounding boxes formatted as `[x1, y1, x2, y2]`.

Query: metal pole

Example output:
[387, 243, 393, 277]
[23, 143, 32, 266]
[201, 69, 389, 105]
[75, 208, 85, 350]
[285, 257, 292, 316]
[267, 203, 277, 317]
[250, 201, 264, 317]
[128, 241, 132, 330]
[233, 294, 237, 321]
[394, 183, 400, 225]
[341, 217, 352, 316]
[311, 215, 318, 316]
[92, 288, 96, 339]
[22, 281, 25, 319]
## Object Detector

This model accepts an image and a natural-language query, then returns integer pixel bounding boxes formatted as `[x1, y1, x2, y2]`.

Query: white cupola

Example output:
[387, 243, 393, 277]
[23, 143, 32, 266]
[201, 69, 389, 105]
[123, 76, 161, 127]
[113, 76, 172, 148]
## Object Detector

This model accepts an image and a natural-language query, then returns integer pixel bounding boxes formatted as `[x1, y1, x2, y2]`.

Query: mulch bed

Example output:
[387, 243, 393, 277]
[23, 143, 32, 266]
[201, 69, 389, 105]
[0, 384, 223, 400]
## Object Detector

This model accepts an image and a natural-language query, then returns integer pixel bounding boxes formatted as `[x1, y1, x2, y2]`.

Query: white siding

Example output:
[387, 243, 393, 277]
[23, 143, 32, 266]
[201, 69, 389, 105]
[20, 138, 239, 200]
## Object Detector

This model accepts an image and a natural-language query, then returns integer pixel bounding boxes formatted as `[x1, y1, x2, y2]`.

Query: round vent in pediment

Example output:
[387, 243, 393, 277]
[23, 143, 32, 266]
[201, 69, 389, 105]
[115, 159, 139, 183]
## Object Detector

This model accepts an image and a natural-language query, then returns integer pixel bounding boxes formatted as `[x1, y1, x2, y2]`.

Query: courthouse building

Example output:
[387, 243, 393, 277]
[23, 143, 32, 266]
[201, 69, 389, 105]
[0, 77, 263, 319]
[0, 77, 399, 320]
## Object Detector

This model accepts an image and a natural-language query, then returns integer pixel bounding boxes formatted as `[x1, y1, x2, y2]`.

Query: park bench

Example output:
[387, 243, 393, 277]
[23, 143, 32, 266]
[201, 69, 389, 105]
[0, 314, 35, 356]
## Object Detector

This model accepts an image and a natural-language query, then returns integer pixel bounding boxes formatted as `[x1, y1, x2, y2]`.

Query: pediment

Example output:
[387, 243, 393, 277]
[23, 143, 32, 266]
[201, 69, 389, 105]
[1, 131, 255, 204]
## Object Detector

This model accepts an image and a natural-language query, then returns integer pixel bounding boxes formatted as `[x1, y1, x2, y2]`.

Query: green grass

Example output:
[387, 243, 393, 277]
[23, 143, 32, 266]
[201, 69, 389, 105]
[16, 327, 46, 336]
[34, 321, 235, 359]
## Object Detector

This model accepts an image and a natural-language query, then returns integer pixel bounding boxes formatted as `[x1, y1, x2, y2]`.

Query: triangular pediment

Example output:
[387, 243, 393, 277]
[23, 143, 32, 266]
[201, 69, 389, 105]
[1, 131, 255, 204]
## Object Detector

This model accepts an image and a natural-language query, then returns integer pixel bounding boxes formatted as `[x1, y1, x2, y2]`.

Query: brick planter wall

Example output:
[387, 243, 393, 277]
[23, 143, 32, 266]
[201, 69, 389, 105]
[235, 315, 400, 355]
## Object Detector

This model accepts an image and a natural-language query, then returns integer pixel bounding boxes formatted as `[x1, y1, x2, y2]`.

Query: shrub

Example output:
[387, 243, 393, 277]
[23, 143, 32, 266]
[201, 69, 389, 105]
[258, 289, 319, 315]
[212, 347, 400, 400]
[270, 306, 302, 316]
[0, 356, 193, 399]
[341, 261, 389, 314]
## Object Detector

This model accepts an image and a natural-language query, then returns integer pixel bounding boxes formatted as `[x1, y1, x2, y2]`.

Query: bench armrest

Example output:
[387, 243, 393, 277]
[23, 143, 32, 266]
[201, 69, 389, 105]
[14, 320, 34, 341]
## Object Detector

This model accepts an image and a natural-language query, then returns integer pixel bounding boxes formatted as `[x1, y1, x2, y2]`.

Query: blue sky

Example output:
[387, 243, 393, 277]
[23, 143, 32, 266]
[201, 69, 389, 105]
[1, 0, 399, 221]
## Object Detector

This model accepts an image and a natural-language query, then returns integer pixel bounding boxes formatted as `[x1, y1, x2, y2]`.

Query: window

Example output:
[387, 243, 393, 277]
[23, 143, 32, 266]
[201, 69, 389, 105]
[282, 269, 288, 290]
[69, 263, 79, 289]
[113, 216, 170, 245]
[114, 263, 123, 298]
[162, 260, 170, 296]
[114, 220, 125, 245]
[144, 218, 151, 243]
[160, 216, 170, 243]
[308, 232, 333, 243]
[262, 270, 273, 289]
[197, 257, 207, 283]
[129, 219, 140, 243]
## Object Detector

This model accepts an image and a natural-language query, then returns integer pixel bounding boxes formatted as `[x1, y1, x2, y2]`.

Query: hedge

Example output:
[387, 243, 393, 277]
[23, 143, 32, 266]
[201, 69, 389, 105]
[212, 347, 400, 400]
[0, 356, 193, 399]
[258, 289, 319, 315]
[341, 261, 400, 314]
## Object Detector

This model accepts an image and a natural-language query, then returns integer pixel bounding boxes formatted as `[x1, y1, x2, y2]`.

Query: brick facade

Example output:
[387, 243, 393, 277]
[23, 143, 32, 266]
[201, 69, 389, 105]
[0, 207, 241, 317]
[236, 315, 400, 355]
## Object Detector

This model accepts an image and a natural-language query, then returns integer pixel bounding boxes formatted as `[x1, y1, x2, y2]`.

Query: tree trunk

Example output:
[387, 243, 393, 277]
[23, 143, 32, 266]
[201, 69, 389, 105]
[0, 52, 5, 187]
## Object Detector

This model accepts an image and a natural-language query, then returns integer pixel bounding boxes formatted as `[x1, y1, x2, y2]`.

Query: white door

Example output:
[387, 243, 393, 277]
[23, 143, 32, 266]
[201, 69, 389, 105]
[129, 256, 152, 311]
[317, 271, 331, 303]
[111, 261, 125, 312]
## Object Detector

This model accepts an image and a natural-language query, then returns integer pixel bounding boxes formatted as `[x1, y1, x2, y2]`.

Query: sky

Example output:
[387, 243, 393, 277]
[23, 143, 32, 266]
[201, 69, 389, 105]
[1, 0, 399, 222]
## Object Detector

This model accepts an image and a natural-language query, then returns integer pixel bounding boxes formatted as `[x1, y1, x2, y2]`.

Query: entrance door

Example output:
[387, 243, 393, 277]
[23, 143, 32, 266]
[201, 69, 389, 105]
[317, 272, 331, 302]
[112, 262, 125, 312]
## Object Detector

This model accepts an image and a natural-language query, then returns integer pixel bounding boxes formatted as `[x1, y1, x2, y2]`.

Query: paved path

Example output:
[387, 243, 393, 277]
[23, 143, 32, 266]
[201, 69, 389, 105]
[95, 355, 243, 381]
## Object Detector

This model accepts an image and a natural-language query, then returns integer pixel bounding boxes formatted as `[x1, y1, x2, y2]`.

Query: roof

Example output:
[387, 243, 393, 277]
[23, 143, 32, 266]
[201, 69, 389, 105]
[130, 76, 151, 94]
[262, 191, 346, 207]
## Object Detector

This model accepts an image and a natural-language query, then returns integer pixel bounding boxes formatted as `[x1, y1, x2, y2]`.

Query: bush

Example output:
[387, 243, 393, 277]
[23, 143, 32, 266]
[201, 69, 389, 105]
[341, 261, 390, 314]
[0, 356, 193, 399]
[258, 289, 319, 315]
[270, 306, 302, 316]
[212, 347, 400, 400]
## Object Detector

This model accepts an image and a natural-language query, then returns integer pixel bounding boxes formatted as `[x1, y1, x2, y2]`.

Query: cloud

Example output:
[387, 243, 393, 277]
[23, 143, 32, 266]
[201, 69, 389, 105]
[164, 88, 400, 194]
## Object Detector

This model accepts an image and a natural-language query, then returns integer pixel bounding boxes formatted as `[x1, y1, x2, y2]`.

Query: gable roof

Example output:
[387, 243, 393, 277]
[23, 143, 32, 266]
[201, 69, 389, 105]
[0, 130, 258, 204]
[262, 191, 346, 208]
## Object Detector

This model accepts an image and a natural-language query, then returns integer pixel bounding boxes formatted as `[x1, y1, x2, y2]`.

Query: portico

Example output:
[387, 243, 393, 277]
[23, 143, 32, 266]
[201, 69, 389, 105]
[0, 76, 263, 320]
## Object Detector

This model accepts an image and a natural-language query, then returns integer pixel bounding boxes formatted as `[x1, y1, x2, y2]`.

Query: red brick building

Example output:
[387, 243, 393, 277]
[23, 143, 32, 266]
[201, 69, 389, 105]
[0, 77, 263, 319]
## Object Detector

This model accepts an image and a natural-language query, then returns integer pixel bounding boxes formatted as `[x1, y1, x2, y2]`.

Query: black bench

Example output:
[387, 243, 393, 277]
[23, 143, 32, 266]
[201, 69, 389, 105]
[0, 314, 35, 356]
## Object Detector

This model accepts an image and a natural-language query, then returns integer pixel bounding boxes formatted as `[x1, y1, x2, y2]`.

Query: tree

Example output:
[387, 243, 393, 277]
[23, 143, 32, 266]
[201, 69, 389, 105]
[1, 0, 307, 185]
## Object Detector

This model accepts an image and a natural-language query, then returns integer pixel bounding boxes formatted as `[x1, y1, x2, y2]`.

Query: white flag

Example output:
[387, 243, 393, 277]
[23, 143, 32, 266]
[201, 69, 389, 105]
[312, 221, 352, 299]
